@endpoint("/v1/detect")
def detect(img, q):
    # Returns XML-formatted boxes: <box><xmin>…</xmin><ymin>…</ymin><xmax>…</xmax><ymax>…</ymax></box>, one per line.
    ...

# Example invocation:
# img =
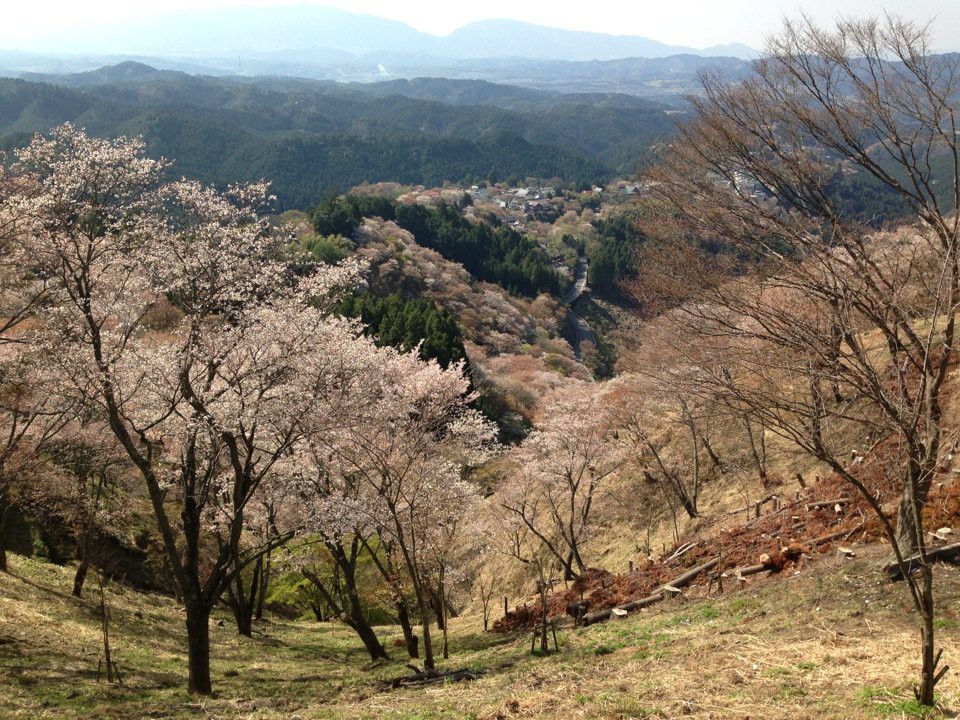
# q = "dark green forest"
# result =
<box><xmin>336</xmin><ymin>292</ymin><xmax>466</xmax><ymax>368</ymax></box>
<box><xmin>589</xmin><ymin>213</ymin><xmax>645</xmax><ymax>300</ymax></box>
<box><xmin>394</xmin><ymin>203</ymin><xmax>561</xmax><ymax>297</ymax></box>
<box><xmin>0</xmin><ymin>66</ymin><xmax>677</xmax><ymax>209</ymax></box>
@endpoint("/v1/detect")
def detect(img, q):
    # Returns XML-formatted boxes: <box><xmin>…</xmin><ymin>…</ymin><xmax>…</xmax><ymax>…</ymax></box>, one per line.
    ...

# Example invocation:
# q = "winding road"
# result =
<box><xmin>563</xmin><ymin>256</ymin><xmax>596</xmax><ymax>361</ymax></box>
<box><xmin>562</xmin><ymin>256</ymin><xmax>590</xmax><ymax>305</ymax></box>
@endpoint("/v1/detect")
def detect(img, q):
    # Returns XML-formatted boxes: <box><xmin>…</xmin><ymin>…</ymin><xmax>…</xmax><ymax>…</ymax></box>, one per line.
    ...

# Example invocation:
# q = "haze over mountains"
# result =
<box><xmin>0</xmin><ymin>4</ymin><xmax>761</xmax><ymax>207</ymax></box>
<box><xmin>0</xmin><ymin>4</ymin><xmax>756</xmax><ymax>81</ymax></box>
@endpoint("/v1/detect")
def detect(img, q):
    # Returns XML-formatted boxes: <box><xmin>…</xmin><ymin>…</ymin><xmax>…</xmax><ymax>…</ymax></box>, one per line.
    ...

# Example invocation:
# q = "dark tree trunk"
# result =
<box><xmin>73</xmin><ymin>559</ymin><xmax>89</xmax><ymax>598</ymax></box>
<box><xmin>418</xmin><ymin>600</ymin><xmax>435</xmax><ymax>670</ymax></box>
<box><xmin>439</xmin><ymin>573</ymin><xmax>449</xmax><ymax>660</ymax></box>
<box><xmin>310</xmin><ymin>604</ymin><xmax>325</xmax><ymax>622</ymax></box>
<box><xmin>303</xmin><ymin>541</ymin><xmax>388</xmax><ymax>661</ymax></box>
<box><xmin>348</xmin><ymin>614</ymin><xmax>389</xmax><ymax>661</ymax></box>
<box><xmin>894</xmin><ymin>467</ymin><xmax>933</xmax><ymax>557</ymax></box>
<box><xmin>396</xmin><ymin>600</ymin><xmax>419</xmax><ymax>659</ymax></box>
<box><xmin>681</xmin><ymin>496</ymin><xmax>699</xmax><ymax>519</ymax></box>
<box><xmin>254</xmin><ymin>550</ymin><xmax>271</xmax><ymax>621</ymax></box>
<box><xmin>343</xmin><ymin>568</ymin><xmax>387</xmax><ymax>660</ymax></box>
<box><xmin>234</xmin><ymin>604</ymin><xmax>253</xmax><ymax>638</ymax></box>
<box><xmin>185</xmin><ymin>600</ymin><xmax>212</xmax><ymax>696</ymax></box>
<box><xmin>919</xmin><ymin>577</ymin><xmax>937</xmax><ymax>705</ymax></box>
<box><xmin>74</xmin><ymin>475</ymin><xmax>104</xmax><ymax>598</ymax></box>
<box><xmin>226</xmin><ymin>558</ymin><xmax>261</xmax><ymax>638</ymax></box>
<box><xmin>0</xmin><ymin>496</ymin><xmax>9</xmax><ymax>573</ymax></box>
<box><xmin>431</xmin><ymin>587</ymin><xmax>445</xmax><ymax>631</ymax></box>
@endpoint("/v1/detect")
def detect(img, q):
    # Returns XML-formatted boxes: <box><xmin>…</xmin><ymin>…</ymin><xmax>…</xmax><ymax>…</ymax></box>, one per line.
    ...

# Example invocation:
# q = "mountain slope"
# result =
<box><xmin>1</xmin><ymin>70</ymin><xmax>660</xmax><ymax>207</ymax></box>
<box><xmin>441</xmin><ymin>19</ymin><xmax>698</xmax><ymax>60</ymax></box>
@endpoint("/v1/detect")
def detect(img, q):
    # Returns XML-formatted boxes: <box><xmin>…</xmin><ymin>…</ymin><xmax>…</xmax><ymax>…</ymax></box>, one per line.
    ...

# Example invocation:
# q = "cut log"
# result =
<box><xmin>885</xmin><ymin>542</ymin><xmax>960</xmax><ymax>581</ymax></box>
<box><xmin>581</xmin><ymin>558</ymin><xmax>719</xmax><ymax>626</ymax></box>
<box><xmin>724</xmin><ymin>563</ymin><xmax>768</xmax><ymax>579</ymax></box>
<box><xmin>669</xmin><ymin>557</ymin><xmax>720</xmax><ymax>587</ymax></box>
<box><xmin>805</xmin><ymin>499</ymin><xmax>848</xmax><ymax>511</ymax></box>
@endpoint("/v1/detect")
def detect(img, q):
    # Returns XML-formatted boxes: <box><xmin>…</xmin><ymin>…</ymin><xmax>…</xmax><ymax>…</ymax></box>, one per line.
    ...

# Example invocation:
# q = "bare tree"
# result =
<box><xmin>646</xmin><ymin>15</ymin><xmax>958</xmax><ymax>705</ymax></box>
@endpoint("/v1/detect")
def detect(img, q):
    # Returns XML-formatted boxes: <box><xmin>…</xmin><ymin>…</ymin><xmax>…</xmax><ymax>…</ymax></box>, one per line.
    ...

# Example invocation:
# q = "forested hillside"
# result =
<box><xmin>0</xmin><ymin>66</ymin><xmax>676</xmax><ymax>208</ymax></box>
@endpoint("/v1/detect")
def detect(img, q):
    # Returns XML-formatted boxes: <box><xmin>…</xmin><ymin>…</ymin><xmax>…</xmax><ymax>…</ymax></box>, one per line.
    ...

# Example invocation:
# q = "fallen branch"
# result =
<box><xmin>581</xmin><ymin>558</ymin><xmax>719</xmax><ymax>626</ymax></box>
<box><xmin>665</xmin><ymin>541</ymin><xmax>698</xmax><ymax>562</ymax></box>
<box><xmin>388</xmin><ymin>668</ymin><xmax>485</xmax><ymax>689</ymax></box>
<box><xmin>885</xmin><ymin>542</ymin><xmax>960</xmax><ymax>581</ymax></box>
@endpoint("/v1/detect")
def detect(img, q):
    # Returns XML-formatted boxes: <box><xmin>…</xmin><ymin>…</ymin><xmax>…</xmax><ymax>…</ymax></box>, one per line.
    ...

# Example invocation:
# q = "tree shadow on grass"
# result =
<box><xmin>7</xmin><ymin>569</ymin><xmax>81</xmax><ymax>604</ymax></box>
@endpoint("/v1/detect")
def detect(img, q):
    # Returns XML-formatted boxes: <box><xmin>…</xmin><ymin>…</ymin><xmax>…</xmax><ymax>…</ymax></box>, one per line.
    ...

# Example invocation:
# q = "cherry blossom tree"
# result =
<box><xmin>0</xmin><ymin>161</ymin><xmax>74</xmax><ymax>572</ymax></box>
<box><xmin>500</xmin><ymin>388</ymin><xmax>624</xmax><ymax>580</ymax></box>
<box><xmin>297</xmin><ymin>475</ymin><xmax>424</xmax><ymax>660</ymax></box>
<box><xmin>24</xmin><ymin>422</ymin><xmax>130</xmax><ymax>597</ymax></box>
<box><xmin>10</xmin><ymin>124</ymin><xmax>366</xmax><ymax>694</ymax></box>
<box><xmin>321</xmin><ymin>350</ymin><xmax>497</xmax><ymax>671</ymax></box>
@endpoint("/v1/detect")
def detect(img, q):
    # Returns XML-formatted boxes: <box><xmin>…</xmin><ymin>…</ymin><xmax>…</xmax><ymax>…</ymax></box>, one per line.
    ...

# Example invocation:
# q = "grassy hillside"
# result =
<box><xmin>1</xmin><ymin>548</ymin><xmax>957</xmax><ymax>719</ymax></box>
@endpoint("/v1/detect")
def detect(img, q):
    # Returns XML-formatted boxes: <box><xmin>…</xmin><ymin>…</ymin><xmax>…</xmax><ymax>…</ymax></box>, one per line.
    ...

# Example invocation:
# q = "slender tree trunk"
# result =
<box><xmin>185</xmin><ymin>599</ymin><xmax>213</xmax><ymax>696</ymax></box>
<box><xmin>917</xmin><ymin>564</ymin><xmax>939</xmax><ymax>706</ymax></box>
<box><xmin>894</xmin><ymin>467</ymin><xmax>933</xmax><ymax>557</ymax></box>
<box><xmin>228</xmin><ymin>557</ymin><xmax>261</xmax><ymax>638</ymax></box>
<box><xmin>359</xmin><ymin>535</ymin><xmax>417</xmax><ymax>659</ymax></box>
<box><xmin>303</xmin><ymin>561</ymin><xmax>387</xmax><ymax>661</ymax></box>
<box><xmin>562</xmin><ymin>549</ymin><xmax>576</xmax><ymax>581</ymax></box>
<box><xmin>73</xmin><ymin>559</ymin><xmax>90</xmax><ymax>598</ymax></box>
<box><xmin>0</xmin><ymin>493</ymin><xmax>9</xmax><ymax>573</ymax></box>
<box><xmin>418</xmin><ymin>598</ymin><xmax>435</xmax><ymax>670</ymax></box>
<box><xmin>347</xmin><ymin>613</ymin><xmax>388</xmax><ymax>661</ymax></box>
<box><xmin>537</xmin><ymin>566</ymin><xmax>549</xmax><ymax>655</ymax></box>
<box><xmin>703</xmin><ymin>438</ymin><xmax>723</xmax><ymax>471</ymax></box>
<box><xmin>234</xmin><ymin>607</ymin><xmax>253</xmax><ymax>638</ymax></box>
<box><xmin>439</xmin><ymin>571</ymin><xmax>449</xmax><ymax>660</ymax></box>
<box><xmin>255</xmin><ymin>549</ymin><xmax>271</xmax><ymax>621</ymax></box>
<box><xmin>571</xmin><ymin>544</ymin><xmax>586</xmax><ymax>577</ymax></box>
<box><xmin>396</xmin><ymin>599</ymin><xmax>419</xmax><ymax>659</ymax></box>
<box><xmin>480</xmin><ymin>583</ymin><xmax>491</xmax><ymax>633</ymax></box>
<box><xmin>74</xmin><ymin>475</ymin><xmax>104</xmax><ymax>598</ymax></box>
<box><xmin>680</xmin><ymin>495</ymin><xmax>699</xmax><ymax>519</ymax></box>
<box><xmin>99</xmin><ymin>575</ymin><xmax>117</xmax><ymax>683</ymax></box>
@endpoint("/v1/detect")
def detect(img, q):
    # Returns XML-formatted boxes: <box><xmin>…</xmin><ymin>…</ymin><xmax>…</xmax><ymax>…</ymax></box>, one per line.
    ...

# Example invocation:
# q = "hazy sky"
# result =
<box><xmin>2</xmin><ymin>0</ymin><xmax>958</xmax><ymax>52</ymax></box>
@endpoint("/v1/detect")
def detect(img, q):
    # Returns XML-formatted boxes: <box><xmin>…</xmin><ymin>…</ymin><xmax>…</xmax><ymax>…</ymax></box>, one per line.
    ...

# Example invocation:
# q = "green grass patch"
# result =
<box><xmin>859</xmin><ymin>686</ymin><xmax>939</xmax><ymax>718</ymax></box>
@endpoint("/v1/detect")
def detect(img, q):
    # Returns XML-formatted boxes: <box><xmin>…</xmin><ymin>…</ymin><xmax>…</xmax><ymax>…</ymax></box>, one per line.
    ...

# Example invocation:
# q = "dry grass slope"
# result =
<box><xmin>2</xmin><ymin>548</ymin><xmax>959</xmax><ymax>719</ymax></box>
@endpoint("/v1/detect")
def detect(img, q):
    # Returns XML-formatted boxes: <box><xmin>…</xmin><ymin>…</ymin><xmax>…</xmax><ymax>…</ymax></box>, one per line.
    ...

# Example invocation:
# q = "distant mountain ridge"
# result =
<box><xmin>4</xmin><ymin>5</ymin><xmax>757</xmax><ymax>61</ymax></box>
